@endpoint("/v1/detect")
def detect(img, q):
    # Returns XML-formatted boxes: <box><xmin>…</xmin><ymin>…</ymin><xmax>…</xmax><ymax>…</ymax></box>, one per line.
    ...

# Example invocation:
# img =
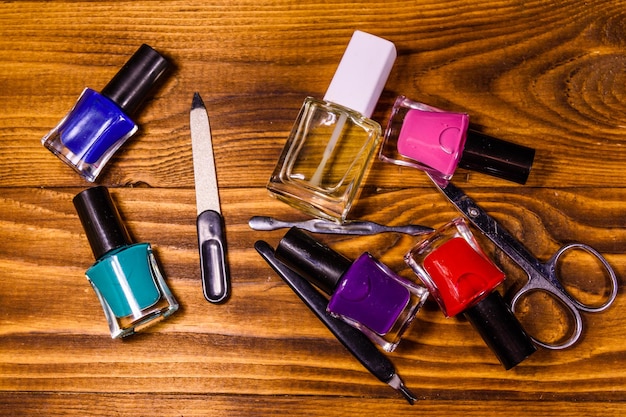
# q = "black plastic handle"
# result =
<box><xmin>197</xmin><ymin>209</ymin><xmax>230</xmax><ymax>303</ymax></box>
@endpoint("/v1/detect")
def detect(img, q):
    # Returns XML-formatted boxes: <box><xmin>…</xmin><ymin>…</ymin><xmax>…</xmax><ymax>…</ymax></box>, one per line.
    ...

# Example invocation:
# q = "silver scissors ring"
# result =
<box><xmin>432</xmin><ymin>176</ymin><xmax>619</xmax><ymax>349</ymax></box>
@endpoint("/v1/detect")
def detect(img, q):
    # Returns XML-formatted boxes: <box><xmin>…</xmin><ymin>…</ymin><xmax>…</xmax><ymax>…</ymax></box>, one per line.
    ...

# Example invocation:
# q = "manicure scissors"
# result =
<box><xmin>431</xmin><ymin>176</ymin><xmax>618</xmax><ymax>349</ymax></box>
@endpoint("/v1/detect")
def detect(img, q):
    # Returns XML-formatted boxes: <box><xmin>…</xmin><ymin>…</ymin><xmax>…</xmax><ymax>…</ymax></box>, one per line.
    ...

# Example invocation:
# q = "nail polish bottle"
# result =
<box><xmin>405</xmin><ymin>218</ymin><xmax>536</xmax><ymax>368</ymax></box>
<box><xmin>43</xmin><ymin>44</ymin><xmax>170</xmax><ymax>182</ymax></box>
<box><xmin>275</xmin><ymin>227</ymin><xmax>429</xmax><ymax>352</ymax></box>
<box><xmin>73</xmin><ymin>186</ymin><xmax>179</xmax><ymax>338</ymax></box>
<box><xmin>267</xmin><ymin>31</ymin><xmax>397</xmax><ymax>223</ymax></box>
<box><xmin>379</xmin><ymin>96</ymin><xmax>536</xmax><ymax>186</ymax></box>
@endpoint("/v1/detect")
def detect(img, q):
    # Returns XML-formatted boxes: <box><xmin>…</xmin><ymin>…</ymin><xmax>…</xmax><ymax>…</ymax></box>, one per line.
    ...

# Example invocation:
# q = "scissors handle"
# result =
<box><xmin>511</xmin><ymin>243</ymin><xmax>618</xmax><ymax>349</ymax></box>
<box><xmin>551</xmin><ymin>243</ymin><xmax>618</xmax><ymax>312</ymax></box>
<box><xmin>511</xmin><ymin>278</ymin><xmax>584</xmax><ymax>350</ymax></box>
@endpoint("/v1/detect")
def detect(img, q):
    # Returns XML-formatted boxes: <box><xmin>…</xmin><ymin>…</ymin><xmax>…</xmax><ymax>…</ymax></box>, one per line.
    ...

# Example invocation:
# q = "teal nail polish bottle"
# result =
<box><xmin>73</xmin><ymin>186</ymin><xmax>179</xmax><ymax>338</ymax></box>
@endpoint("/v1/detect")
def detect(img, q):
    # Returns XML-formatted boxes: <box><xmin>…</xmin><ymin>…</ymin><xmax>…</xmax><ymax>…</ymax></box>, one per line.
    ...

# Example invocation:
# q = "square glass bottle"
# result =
<box><xmin>267</xmin><ymin>31</ymin><xmax>397</xmax><ymax>223</ymax></box>
<box><xmin>379</xmin><ymin>96</ymin><xmax>535</xmax><ymax>186</ymax></box>
<box><xmin>275</xmin><ymin>227</ymin><xmax>429</xmax><ymax>352</ymax></box>
<box><xmin>73</xmin><ymin>186</ymin><xmax>179</xmax><ymax>338</ymax></box>
<box><xmin>405</xmin><ymin>218</ymin><xmax>536</xmax><ymax>369</ymax></box>
<box><xmin>42</xmin><ymin>44</ymin><xmax>170</xmax><ymax>182</ymax></box>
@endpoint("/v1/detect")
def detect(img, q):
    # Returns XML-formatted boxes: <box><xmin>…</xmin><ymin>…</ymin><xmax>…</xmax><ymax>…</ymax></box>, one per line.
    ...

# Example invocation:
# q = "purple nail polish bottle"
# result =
<box><xmin>275</xmin><ymin>227</ymin><xmax>429</xmax><ymax>352</ymax></box>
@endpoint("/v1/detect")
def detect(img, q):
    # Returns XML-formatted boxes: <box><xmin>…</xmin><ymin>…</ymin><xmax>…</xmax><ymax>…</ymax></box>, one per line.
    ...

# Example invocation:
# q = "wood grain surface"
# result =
<box><xmin>2</xmin><ymin>1</ymin><xmax>626</xmax><ymax>415</ymax></box>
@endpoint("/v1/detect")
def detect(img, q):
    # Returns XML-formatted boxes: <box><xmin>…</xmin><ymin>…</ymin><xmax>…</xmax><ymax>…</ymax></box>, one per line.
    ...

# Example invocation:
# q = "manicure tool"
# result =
<box><xmin>249</xmin><ymin>216</ymin><xmax>434</xmax><ymax>236</ymax></box>
<box><xmin>255</xmin><ymin>240</ymin><xmax>417</xmax><ymax>404</ymax></box>
<box><xmin>190</xmin><ymin>92</ymin><xmax>230</xmax><ymax>303</ymax></box>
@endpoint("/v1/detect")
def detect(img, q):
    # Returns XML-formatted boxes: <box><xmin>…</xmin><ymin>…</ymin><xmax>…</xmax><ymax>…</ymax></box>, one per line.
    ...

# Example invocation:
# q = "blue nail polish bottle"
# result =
<box><xmin>43</xmin><ymin>44</ymin><xmax>170</xmax><ymax>182</ymax></box>
<box><xmin>73</xmin><ymin>186</ymin><xmax>179</xmax><ymax>338</ymax></box>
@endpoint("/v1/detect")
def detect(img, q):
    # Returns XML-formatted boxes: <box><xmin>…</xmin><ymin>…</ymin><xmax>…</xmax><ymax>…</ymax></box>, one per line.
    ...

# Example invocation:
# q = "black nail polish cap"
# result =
<box><xmin>275</xmin><ymin>227</ymin><xmax>351</xmax><ymax>295</ymax></box>
<box><xmin>464</xmin><ymin>291</ymin><xmax>537</xmax><ymax>369</ymax></box>
<box><xmin>460</xmin><ymin>130</ymin><xmax>536</xmax><ymax>185</ymax></box>
<box><xmin>100</xmin><ymin>44</ymin><xmax>170</xmax><ymax>116</ymax></box>
<box><xmin>73</xmin><ymin>186</ymin><xmax>132</xmax><ymax>260</ymax></box>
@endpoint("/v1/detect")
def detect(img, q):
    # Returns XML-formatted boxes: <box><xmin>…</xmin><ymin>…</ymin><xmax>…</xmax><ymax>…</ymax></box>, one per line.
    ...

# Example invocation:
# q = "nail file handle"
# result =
<box><xmin>197</xmin><ymin>209</ymin><xmax>230</xmax><ymax>303</ymax></box>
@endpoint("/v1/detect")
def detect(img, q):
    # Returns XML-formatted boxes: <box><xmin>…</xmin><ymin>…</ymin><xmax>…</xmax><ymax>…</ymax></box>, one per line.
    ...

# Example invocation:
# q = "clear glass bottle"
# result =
<box><xmin>267</xmin><ymin>31</ymin><xmax>397</xmax><ymax>223</ymax></box>
<box><xmin>73</xmin><ymin>186</ymin><xmax>179</xmax><ymax>338</ymax></box>
<box><xmin>275</xmin><ymin>227</ymin><xmax>429</xmax><ymax>352</ymax></box>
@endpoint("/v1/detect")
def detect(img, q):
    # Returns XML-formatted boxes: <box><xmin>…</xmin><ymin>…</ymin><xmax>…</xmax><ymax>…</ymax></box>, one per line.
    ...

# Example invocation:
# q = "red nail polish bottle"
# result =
<box><xmin>405</xmin><ymin>217</ymin><xmax>536</xmax><ymax>369</ymax></box>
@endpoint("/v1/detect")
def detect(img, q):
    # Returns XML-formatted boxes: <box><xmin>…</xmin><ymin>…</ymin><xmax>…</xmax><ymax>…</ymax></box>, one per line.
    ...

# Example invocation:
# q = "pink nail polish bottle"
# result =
<box><xmin>379</xmin><ymin>96</ymin><xmax>535</xmax><ymax>186</ymax></box>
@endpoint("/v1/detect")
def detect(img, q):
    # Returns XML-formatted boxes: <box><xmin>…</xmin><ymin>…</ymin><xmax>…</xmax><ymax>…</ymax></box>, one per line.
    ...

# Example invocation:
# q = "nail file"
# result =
<box><xmin>190</xmin><ymin>92</ymin><xmax>230</xmax><ymax>304</ymax></box>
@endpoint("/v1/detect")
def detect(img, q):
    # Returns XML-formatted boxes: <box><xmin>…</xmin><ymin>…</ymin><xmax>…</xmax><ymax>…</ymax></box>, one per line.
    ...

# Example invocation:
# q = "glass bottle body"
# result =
<box><xmin>42</xmin><ymin>88</ymin><xmax>137</xmax><ymax>182</ymax></box>
<box><xmin>405</xmin><ymin>217</ymin><xmax>504</xmax><ymax>317</ymax></box>
<box><xmin>380</xmin><ymin>96</ymin><xmax>469</xmax><ymax>186</ymax></box>
<box><xmin>86</xmin><ymin>242</ymin><xmax>178</xmax><ymax>338</ymax></box>
<box><xmin>267</xmin><ymin>97</ymin><xmax>382</xmax><ymax>223</ymax></box>
<box><xmin>328</xmin><ymin>253</ymin><xmax>429</xmax><ymax>352</ymax></box>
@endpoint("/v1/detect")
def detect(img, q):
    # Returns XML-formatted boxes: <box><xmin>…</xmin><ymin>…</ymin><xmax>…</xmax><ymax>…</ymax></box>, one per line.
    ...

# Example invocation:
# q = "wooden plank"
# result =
<box><xmin>2</xmin><ymin>394</ymin><xmax>626</xmax><ymax>417</ymax></box>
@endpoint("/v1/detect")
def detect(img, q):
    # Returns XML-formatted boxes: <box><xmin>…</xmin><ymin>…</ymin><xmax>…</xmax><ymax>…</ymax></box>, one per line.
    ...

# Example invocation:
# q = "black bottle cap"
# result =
<box><xmin>100</xmin><ymin>44</ymin><xmax>170</xmax><ymax>116</ymax></box>
<box><xmin>459</xmin><ymin>130</ymin><xmax>536</xmax><ymax>185</ymax></box>
<box><xmin>464</xmin><ymin>291</ymin><xmax>537</xmax><ymax>370</ymax></box>
<box><xmin>275</xmin><ymin>227</ymin><xmax>352</xmax><ymax>295</ymax></box>
<box><xmin>73</xmin><ymin>186</ymin><xmax>132</xmax><ymax>260</ymax></box>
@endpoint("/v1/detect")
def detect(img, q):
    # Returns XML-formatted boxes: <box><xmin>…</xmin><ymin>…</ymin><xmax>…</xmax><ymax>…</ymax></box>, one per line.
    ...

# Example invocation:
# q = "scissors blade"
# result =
<box><xmin>431</xmin><ymin>176</ymin><xmax>543</xmax><ymax>273</ymax></box>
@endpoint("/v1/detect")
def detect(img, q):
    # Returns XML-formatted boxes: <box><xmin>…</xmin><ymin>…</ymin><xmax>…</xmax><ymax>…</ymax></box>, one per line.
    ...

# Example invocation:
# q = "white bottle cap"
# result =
<box><xmin>323</xmin><ymin>31</ymin><xmax>397</xmax><ymax>118</ymax></box>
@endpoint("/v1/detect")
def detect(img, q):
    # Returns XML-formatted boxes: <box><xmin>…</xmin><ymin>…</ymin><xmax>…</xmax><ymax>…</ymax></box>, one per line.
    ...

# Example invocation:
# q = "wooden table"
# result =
<box><xmin>2</xmin><ymin>1</ymin><xmax>625</xmax><ymax>415</ymax></box>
